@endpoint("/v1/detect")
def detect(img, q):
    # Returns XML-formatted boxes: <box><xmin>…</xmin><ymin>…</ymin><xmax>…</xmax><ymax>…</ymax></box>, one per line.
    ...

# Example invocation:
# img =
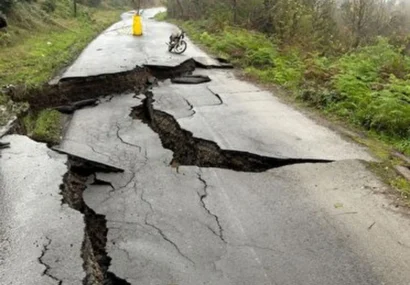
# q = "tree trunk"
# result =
<box><xmin>138</xmin><ymin>0</ymin><xmax>142</xmax><ymax>14</ymax></box>
<box><xmin>175</xmin><ymin>0</ymin><xmax>185</xmax><ymax>18</ymax></box>
<box><xmin>0</xmin><ymin>13</ymin><xmax>7</xmax><ymax>29</ymax></box>
<box><xmin>354</xmin><ymin>0</ymin><xmax>366</xmax><ymax>47</ymax></box>
<box><xmin>73</xmin><ymin>0</ymin><xmax>77</xmax><ymax>17</ymax></box>
<box><xmin>233</xmin><ymin>0</ymin><xmax>238</xmax><ymax>24</ymax></box>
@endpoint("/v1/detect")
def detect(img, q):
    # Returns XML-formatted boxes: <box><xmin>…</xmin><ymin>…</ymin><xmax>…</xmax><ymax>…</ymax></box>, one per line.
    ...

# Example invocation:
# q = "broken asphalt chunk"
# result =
<box><xmin>55</xmin><ymin>99</ymin><xmax>99</xmax><ymax>114</ymax></box>
<box><xmin>171</xmin><ymin>75</ymin><xmax>211</xmax><ymax>84</ymax></box>
<box><xmin>52</xmin><ymin>147</ymin><xmax>124</xmax><ymax>173</ymax></box>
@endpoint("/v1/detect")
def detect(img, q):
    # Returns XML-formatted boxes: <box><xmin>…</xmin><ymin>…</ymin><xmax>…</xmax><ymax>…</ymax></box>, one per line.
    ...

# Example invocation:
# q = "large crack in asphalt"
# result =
<box><xmin>197</xmin><ymin>171</ymin><xmax>226</xmax><ymax>243</ymax></box>
<box><xmin>60</xmin><ymin>156</ymin><xmax>130</xmax><ymax>285</ymax></box>
<box><xmin>6</xmin><ymin>59</ymin><xmax>196</xmax><ymax>111</ymax></box>
<box><xmin>38</xmin><ymin>237</ymin><xmax>63</xmax><ymax>285</ymax></box>
<box><xmin>4</xmin><ymin>56</ymin><xmax>333</xmax><ymax>284</ymax></box>
<box><xmin>128</xmin><ymin>90</ymin><xmax>333</xmax><ymax>252</ymax></box>
<box><xmin>5</xmin><ymin>59</ymin><xmax>196</xmax><ymax>145</ymax></box>
<box><xmin>131</xmin><ymin>91</ymin><xmax>333</xmax><ymax>173</ymax></box>
<box><xmin>17</xmin><ymin>62</ymin><xmax>201</xmax><ymax>283</ymax></box>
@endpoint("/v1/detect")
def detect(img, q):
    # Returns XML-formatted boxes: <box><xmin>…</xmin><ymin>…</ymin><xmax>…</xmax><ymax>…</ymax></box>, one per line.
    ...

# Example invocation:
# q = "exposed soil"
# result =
<box><xmin>131</xmin><ymin>91</ymin><xmax>332</xmax><ymax>172</ymax></box>
<box><xmin>5</xmin><ymin>59</ymin><xmax>196</xmax><ymax>111</ymax></box>
<box><xmin>60</xmin><ymin>156</ymin><xmax>130</xmax><ymax>285</ymax></box>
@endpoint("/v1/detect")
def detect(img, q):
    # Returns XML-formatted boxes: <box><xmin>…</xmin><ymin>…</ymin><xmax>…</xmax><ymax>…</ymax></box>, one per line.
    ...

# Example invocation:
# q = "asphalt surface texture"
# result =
<box><xmin>1</xmin><ymin>7</ymin><xmax>410</xmax><ymax>285</ymax></box>
<box><xmin>0</xmin><ymin>136</ymin><xmax>84</xmax><ymax>285</ymax></box>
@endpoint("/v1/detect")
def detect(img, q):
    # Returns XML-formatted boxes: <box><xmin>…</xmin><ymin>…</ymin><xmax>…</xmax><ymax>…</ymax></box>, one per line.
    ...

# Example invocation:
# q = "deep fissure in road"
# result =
<box><xmin>1</xmin><ymin>57</ymin><xmax>220</xmax><ymax>283</ymax></box>
<box><xmin>60</xmin><ymin>156</ymin><xmax>129</xmax><ymax>285</ymax></box>
<box><xmin>6</xmin><ymin>58</ymin><xmax>197</xmax><ymax>143</ymax></box>
<box><xmin>6</xmin><ymin>59</ymin><xmax>196</xmax><ymax>111</ymax></box>
<box><xmin>131</xmin><ymin>92</ymin><xmax>333</xmax><ymax>172</ymax></box>
<box><xmin>4</xmin><ymin>56</ymin><xmax>331</xmax><ymax>284</ymax></box>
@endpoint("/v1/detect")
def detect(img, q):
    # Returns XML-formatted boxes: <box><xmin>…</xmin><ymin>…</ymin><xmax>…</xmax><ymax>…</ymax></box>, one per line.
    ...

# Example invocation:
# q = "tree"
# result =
<box><xmin>73</xmin><ymin>0</ymin><xmax>77</xmax><ymax>17</ymax></box>
<box><xmin>0</xmin><ymin>13</ymin><xmax>7</xmax><ymax>29</ymax></box>
<box><xmin>232</xmin><ymin>0</ymin><xmax>237</xmax><ymax>23</ymax></box>
<box><xmin>165</xmin><ymin>0</ymin><xmax>410</xmax><ymax>52</ymax></box>
<box><xmin>0</xmin><ymin>0</ymin><xmax>14</xmax><ymax>14</ymax></box>
<box><xmin>341</xmin><ymin>0</ymin><xmax>392</xmax><ymax>47</ymax></box>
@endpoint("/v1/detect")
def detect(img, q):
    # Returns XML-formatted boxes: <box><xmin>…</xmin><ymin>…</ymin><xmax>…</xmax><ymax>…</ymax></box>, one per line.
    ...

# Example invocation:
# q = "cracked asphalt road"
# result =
<box><xmin>2</xmin><ymin>7</ymin><xmax>410</xmax><ymax>285</ymax></box>
<box><xmin>59</xmin><ymin>8</ymin><xmax>410</xmax><ymax>285</ymax></box>
<box><xmin>0</xmin><ymin>136</ymin><xmax>84</xmax><ymax>285</ymax></box>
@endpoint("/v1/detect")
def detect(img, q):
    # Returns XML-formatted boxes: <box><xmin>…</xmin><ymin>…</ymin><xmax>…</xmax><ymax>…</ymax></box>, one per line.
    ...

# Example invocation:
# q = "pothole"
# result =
<box><xmin>131</xmin><ymin>91</ymin><xmax>333</xmax><ymax>172</ymax></box>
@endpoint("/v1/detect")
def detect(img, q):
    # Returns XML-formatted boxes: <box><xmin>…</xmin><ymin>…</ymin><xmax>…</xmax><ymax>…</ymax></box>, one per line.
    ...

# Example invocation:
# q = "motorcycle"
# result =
<box><xmin>167</xmin><ymin>31</ymin><xmax>187</xmax><ymax>54</ymax></box>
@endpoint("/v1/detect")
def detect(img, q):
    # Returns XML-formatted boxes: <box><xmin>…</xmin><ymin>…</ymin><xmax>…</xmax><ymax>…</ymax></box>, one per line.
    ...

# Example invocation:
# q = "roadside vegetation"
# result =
<box><xmin>160</xmin><ymin>0</ymin><xmax>410</xmax><ymax>199</ymax></box>
<box><xmin>0</xmin><ymin>0</ymin><xmax>133</xmax><ymax>141</ymax></box>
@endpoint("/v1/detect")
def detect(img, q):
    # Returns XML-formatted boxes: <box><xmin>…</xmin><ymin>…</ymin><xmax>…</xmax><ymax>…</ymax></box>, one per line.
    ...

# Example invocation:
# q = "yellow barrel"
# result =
<box><xmin>132</xmin><ymin>15</ymin><xmax>143</xmax><ymax>36</ymax></box>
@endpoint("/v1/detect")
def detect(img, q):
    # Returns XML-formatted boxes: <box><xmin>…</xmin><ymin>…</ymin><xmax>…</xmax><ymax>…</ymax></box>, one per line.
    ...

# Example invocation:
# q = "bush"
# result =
<box><xmin>41</xmin><ymin>0</ymin><xmax>56</xmax><ymax>12</ymax></box>
<box><xmin>0</xmin><ymin>0</ymin><xmax>14</xmax><ymax>14</ymax></box>
<box><xmin>329</xmin><ymin>39</ymin><xmax>410</xmax><ymax>137</ymax></box>
<box><xmin>0</xmin><ymin>12</ymin><xmax>7</xmax><ymax>29</ymax></box>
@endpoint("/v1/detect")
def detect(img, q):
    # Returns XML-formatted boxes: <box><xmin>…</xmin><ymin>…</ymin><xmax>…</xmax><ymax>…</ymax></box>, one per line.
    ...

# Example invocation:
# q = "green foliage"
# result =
<box><xmin>0</xmin><ymin>0</ymin><xmax>122</xmax><ymax>135</ymax></box>
<box><xmin>245</xmin><ymin>52</ymin><xmax>304</xmax><ymax>89</ymax></box>
<box><xmin>85</xmin><ymin>0</ymin><xmax>102</xmax><ymax>7</ymax></box>
<box><xmin>0</xmin><ymin>3</ymin><xmax>121</xmax><ymax>86</ymax></box>
<box><xmin>299</xmin><ymin>39</ymin><xmax>410</xmax><ymax>153</ymax></box>
<box><xmin>331</xmin><ymin>39</ymin><xmax>410</xmax><ymax>139</ymax></box>
<box><xmin>270</xmin><ymin>49</ymin><xmax>305</xmax><ymax>88</ymax></box>
<box><xmin>154</xmin><ymin>11</ymin><xmax>167</xmax><ymax>21</ymax></box>
<box><xmin>23</xmin><ymin>109</ymin><xmax>62</xmax><ymax>144</ymax></box>
<box><xmin>184</xmin><ymin>22</ymin><xmax>304</xmax><ymax>89</ymax></box>
<box><xmin>0</xmin><ymin>0</ymin><xmax>14</xmax><ymax>14</ymax></box>
<box><xmin>41</xmin><ymin>0</ymin><xmax>57</xmax><ymax>13</ymax></box>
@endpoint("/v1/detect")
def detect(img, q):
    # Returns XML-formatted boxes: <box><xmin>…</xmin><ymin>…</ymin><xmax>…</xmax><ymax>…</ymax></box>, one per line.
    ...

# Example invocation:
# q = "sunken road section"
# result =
<box><xmin>5</xmin><ymin>59</ymin><xmax>197</xmax><ymax>110</ymax></box>
<box><xmin>131</xmin><ymin>91</ymin><xmax>333</xmax><ymax>172</ymax></box>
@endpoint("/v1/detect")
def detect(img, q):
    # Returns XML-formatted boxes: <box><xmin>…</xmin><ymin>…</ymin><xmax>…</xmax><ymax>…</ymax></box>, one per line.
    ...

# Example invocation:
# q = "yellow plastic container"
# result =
<box><xmin>132</xmin><ymin>15</ymin><xmax>143</xmax><ymax>36</ymax></box>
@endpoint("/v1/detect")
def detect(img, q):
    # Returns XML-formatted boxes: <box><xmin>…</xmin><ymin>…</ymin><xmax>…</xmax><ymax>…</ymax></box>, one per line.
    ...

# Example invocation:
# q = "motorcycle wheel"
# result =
<box><xmin>173</xmin><ymin>40</ymin><xmax>187</xmax><ymax>54</ymax></box>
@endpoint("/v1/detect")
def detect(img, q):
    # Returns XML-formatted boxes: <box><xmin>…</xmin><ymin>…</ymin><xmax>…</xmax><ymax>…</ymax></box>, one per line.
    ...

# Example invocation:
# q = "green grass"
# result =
<box><xmin>23</xmin><ymin>109</ymin><xmax>62</xmax><ymax>144</ymax></box>
<box><xmin>0</xmin><ymin>6</ymin><xmax>122</xmax><ymax>87</ymax></box>
<box><xmin>304</xmin><ymin>39</ymin><xmax>410</xmax><ymax>154</ymax></box>
<box><xmin>154</xmin><ymin>11</ymin><xmax>167</xmax><ymax>21</ymax></box>
<box><xmin>0</xmin><ymin>0</ymin><xmax>124</xmax><ymax>143</ymax></box>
